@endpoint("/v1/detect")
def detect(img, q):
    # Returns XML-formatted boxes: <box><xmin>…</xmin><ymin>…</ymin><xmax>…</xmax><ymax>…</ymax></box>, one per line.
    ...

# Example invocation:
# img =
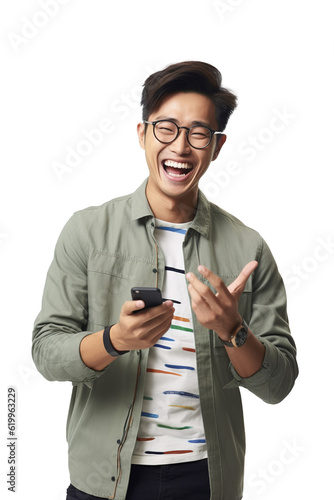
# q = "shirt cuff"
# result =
<box><xmin>223</xmin><ymin>339</ymin><xmax>279</xmax><ymax>389</ymax></box>
<box><xmin>61</xmin><ymin>331</ymin><xmax>110</xmax><ymax>384</ymax></box>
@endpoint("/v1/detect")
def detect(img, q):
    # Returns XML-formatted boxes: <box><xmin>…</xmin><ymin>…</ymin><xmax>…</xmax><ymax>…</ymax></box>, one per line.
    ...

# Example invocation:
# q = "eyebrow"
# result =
<box><xmin>153</xmin><ymin>116</ymin><xmax>214</xmax><ymax>129</ymax></box>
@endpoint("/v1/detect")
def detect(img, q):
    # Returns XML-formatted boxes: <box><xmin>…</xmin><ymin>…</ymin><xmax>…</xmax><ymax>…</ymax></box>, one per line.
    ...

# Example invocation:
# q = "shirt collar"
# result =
<box><xmin>131</xmin><ymin>178</ymin><xmax>211</xmax><ymax>239</ymax></box>
<box><xmin>131</xmin><ymin>178</ymin><xmax>154</xmax><ymax>221</ymax></box>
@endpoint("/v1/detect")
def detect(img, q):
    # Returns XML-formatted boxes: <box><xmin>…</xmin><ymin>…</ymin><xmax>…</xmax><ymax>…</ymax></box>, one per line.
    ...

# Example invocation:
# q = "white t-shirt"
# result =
<box><xmin>132</xmin><ymin>218</ymin><xmax>207</xmax><ymax>465</ymax></box>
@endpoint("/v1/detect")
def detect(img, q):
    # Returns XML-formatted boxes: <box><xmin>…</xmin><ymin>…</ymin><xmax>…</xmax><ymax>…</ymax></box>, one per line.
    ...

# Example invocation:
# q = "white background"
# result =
<box><xmin>1</xmin><ymin>1</ymin><xmax>333</xmax><ymax>499</ymax></box>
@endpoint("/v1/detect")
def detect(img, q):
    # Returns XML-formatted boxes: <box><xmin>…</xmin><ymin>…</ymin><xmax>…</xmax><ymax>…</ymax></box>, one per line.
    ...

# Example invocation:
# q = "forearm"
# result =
<box><xmin>225</xmin><ymin>329</ymin><xmax>265</xmax><ymax>378</ymax></box>
<box><xmin>80</xmin><ymin>301</ymin><xmax>175</xmax><ymax>371</ymax></box>
<box><xmin>80</xmin><ymin>328</ymin><xmax>118</xmax><ymax>371</ymax></box>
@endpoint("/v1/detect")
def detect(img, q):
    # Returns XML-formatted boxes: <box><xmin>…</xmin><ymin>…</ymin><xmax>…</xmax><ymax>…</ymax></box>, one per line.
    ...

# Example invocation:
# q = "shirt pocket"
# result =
<box><xmin>86</xmin><ymin>251</ymin><xmax>156</xmax><ymax>327</ymax></box>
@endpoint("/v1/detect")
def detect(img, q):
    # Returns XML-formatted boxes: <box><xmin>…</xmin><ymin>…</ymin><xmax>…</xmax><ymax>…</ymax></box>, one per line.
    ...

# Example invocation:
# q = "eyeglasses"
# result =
<box><xmin>143</xmin><ymin>120</ymin><xmax>224</xmax><ymax>149</ymax></box>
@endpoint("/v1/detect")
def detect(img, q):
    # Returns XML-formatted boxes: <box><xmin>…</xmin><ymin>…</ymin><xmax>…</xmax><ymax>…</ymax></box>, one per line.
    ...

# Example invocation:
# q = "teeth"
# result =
<box><xmin>168</xmin><ymin>171</ymin><xmax>187</xmax><ymax>177</ymax></box>
<box><xmin>164</xmin><ymin>160</ymin><xmax>192</xmax><ymax>169</ymax></box>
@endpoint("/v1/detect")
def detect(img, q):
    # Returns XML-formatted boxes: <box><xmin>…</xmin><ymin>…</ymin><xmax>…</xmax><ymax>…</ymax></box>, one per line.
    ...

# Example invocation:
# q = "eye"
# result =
<box><xmin>191</xmin><ymin>132</ymin><xmax>207</xmax><ymax>137</ymax></box>
<box><xmin>190</xmin><ymin>127</ymin><xmax>211</xmax><ymax>138</ymax></box>
<box><xmin>160</xmin><ymin>127</ymin><xmax>174</xmax><ymax>133</ymax></box>
<box><xmin>156</xmin><ymin>121</ymin><xmax>177</xmax><ymax>134</ymax></box>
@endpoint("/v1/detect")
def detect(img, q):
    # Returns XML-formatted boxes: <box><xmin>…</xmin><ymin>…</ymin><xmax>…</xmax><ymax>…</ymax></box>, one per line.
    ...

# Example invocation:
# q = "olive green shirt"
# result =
<box><xmin>32</xmin><ymin>179</ymin><xmax>298</xmax><ymax>500</ymax></box>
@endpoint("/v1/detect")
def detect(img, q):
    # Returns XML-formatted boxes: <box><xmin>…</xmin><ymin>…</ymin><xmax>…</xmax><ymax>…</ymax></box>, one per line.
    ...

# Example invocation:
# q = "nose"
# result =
<box><xmin>170</xmin><ymin>128</ymin><xmax>191</xmax><ymax>155</ymax></box>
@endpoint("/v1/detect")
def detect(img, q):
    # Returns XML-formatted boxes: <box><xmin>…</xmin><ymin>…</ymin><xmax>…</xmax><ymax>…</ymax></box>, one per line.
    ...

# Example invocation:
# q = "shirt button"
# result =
<box><xmin>117</xmin><ymin>439</ymin><xmax>121</xmax><ymax>444</ymax></box>
<box><xmin>152</xmin><ymin>268</ymin><xmax>157</xmax><ymax>273</ymax></box>
<box><xmin>111</xmin><ymin>476</ymin><xmax>116</xmax><ymax>482</ymax></box>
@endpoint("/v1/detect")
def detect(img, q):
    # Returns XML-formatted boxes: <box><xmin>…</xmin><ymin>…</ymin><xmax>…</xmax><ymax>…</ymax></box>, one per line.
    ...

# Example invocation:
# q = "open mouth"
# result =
<box><xmin>162</xmin><ymin>160</ymin><xmax>194</xmax><ymax>179</ymax></box>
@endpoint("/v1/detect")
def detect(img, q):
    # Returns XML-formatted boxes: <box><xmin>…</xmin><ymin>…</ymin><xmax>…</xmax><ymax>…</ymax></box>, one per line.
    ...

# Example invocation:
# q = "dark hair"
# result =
<box><xmin>141</xmin><ymin>61</ymin><xmax>237</xmax><ymax>131</ymax></box>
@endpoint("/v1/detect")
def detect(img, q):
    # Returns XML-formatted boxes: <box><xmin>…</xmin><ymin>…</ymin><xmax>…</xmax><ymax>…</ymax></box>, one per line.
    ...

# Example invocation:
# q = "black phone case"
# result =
<box><xmin>131</xmin><ymin>287</ymin><xmax>162</xmax><ymax>309</ymax></box>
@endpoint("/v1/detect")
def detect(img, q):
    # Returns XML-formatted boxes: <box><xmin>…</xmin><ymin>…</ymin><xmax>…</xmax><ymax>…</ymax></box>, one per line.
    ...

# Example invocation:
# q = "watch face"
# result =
<box><xmin>235</xmin><ymin>327</ymin><xmax>247</xmax><ymax>347</ymax></box>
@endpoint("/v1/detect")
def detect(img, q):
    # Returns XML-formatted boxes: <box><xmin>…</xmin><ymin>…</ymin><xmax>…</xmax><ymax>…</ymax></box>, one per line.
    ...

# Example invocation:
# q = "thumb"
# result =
<box><xmin>228</xmin><ymin>261</ymin><xmax>258</xmax><ymax>298</ymax></box>
<box><xmin>122</xmin><ymin>299</ymin><xmax>145</xmax><ymax>316</ymax></box>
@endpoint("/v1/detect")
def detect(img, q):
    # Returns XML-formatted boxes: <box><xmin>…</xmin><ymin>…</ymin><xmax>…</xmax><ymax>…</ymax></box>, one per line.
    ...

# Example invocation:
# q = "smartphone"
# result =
<box><xmin>131</xmin><ymin>287</ymin><xmax>163</xmax><ymax>310</ymax></box>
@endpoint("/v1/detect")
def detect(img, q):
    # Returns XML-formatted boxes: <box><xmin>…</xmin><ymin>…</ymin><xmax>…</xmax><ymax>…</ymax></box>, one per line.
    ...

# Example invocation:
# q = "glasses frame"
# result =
<box><xmin>143</xmin><ymin>120</ymin><xmax>224</xmax><ymax>150</ymax></box>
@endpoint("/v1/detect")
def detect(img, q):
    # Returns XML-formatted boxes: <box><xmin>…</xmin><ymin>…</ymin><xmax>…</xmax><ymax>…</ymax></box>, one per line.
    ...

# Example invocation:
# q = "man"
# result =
<box><xmin>32</xmin><ymin>61</ymin><xmax>298</xmax><ymax>500</ymax></box>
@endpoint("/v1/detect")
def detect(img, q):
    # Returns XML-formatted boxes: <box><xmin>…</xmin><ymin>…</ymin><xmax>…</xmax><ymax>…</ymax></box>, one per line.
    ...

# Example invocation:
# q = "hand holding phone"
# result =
<box><xmin>109</xmin><ymin>289</ymin><xmax>174</xmax><ymax>352</ymax></box>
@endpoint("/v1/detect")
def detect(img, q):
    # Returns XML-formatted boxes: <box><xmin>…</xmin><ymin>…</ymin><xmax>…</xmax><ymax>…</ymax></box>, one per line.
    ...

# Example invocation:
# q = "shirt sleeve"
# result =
<box><xmin>224</xmin><ymin>237</ymin><xmax>298</xmax><ymax>404</ymax></box>
<box><xmin>32</xmin><ymin>213</ymin><xmax>109</xmax><ymax>384</ymax></box>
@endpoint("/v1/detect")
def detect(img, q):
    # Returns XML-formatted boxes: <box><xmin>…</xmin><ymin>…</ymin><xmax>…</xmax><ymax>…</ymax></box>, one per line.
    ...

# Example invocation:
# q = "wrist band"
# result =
<box><xmin>103</xmin><ymin>325</ymin><xmax>129</xmax><ymax>357</ymax></box>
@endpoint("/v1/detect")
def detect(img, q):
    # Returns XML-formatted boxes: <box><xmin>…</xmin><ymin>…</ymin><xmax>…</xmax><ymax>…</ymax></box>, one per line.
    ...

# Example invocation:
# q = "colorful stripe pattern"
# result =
<box><xmin>132</xmin><ymin>221</ymin><xmax>207</xmax><ymax>465</ymax></box>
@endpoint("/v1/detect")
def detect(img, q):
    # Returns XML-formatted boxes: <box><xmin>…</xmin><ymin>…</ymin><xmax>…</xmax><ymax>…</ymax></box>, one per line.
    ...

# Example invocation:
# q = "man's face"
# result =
<box><xmin>137</xmin><ymin>92</ymin><xmax>226</xmax><ymax>202</ymax></box>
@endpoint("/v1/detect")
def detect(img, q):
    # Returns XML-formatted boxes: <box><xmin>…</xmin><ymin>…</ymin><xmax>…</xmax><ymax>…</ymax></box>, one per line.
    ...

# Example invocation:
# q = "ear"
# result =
<box><xmin>137</xmin><ymin>122</ymin><xmax>146</xmax><ymax>150</ymax></box>
<box><xmin>212</xmin><ymin>134</ymin><xmax>227</xmax><ymax>161</ymax></box>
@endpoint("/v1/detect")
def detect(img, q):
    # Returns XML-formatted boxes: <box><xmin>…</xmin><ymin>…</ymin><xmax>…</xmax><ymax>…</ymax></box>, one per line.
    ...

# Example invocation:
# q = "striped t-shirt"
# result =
<box><xmin>131</xmin><ymin>218</ymin><xmax>207</xmax><ymax>465</ymax></box>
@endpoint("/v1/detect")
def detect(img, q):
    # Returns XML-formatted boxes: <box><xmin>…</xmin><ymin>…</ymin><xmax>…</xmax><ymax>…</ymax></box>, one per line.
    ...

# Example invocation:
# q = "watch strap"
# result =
<box><xmin>221</xmin><ymin>338</ymin><xmax>234</xmax><ymax>347</ymax></box>
<box><xmin>103</xmin><ymin>325</ymin><xmax>129</xmax><ymax>356</ymax></box>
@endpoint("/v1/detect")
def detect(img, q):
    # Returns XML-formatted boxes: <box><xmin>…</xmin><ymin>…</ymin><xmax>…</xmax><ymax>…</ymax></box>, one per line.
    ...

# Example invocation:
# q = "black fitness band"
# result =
<box><xmin>103</xmin><ymin>325</ymin><xmax>129</xmax><ymax>357</ymax></box>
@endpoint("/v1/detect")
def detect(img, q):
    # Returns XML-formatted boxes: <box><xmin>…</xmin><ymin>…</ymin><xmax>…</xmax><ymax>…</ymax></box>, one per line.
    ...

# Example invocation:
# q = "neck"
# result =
<box><xmin>146</xmin><ymin>182</ymin><xmax>198</xmax><ymax>223</ymax></box>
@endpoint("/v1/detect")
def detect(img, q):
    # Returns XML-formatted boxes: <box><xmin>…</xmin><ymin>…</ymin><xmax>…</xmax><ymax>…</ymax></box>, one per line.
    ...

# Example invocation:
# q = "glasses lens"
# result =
<box><xmin>154</xmin><ymin>121</ymin><xmax>178</xmax><ymax>143</ymax></box>
<box><xmin>188</xmin><ymin>126</ymin><xmax>212</xmax><ymax>148</ymax></box>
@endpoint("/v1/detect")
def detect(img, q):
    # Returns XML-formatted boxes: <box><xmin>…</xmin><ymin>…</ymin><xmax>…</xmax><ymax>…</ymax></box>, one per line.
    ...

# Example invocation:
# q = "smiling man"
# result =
<box><xmin>140</xmin><ymin>91</ymin><xmax>224</xmax><ymax>221</ymax></box>
<box><xmin>32</xmin><ymin>61</ymin><xmax>298</xmax><ymax>500</ymax></box>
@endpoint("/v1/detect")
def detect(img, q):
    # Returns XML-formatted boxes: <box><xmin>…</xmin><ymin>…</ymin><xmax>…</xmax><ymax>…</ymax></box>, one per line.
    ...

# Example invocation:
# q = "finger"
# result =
<box><xmin>186</xmin><ymin>271</ymin><xmax>217</xmax><ymax>305</ymax></box>
<box><xmin>132</xmin><ymin>300</ymin><xmax>175</xmax><ymax>322</ymax></box>
<box><xmin>144</xmin><ymin>301</ymin><xmax>175</xmax><ymax>321</ymax></box>
<box><xmin>187</xmin><ymin>277</ymin><xmax>221</xmax><ymax>315</ymax></box>
<box><xmin>228</xmin><ymin>261</ymin><xmax>258</xmax><ymax>298</ymax></box>
<box><xmin>151</xmin><ymin>313</ymin><xmax>175</xmax><ymax>344</ymax></box>
<box><xmin>140</xmin><ymin>305</ymin><xmax>174</xmax><ymax>329</ymax></box>
<box><xmin>186</xmin><ymin>270</ymin><xmax>215</xmax><ymax>296</ymax></box>
<box><xmin>187</xmin><ymin>282</ymin><xmax>208</xmax><ymax>311</ymax></box>
<box><xmin>197</xmin><ymin>265</ymin><xmax>229</xmax><ymax>297</ymax></box>
<box><xmin>134</xmin><ymin>304</ymin><xmax>175</xmax><ymax>345</ymax></box>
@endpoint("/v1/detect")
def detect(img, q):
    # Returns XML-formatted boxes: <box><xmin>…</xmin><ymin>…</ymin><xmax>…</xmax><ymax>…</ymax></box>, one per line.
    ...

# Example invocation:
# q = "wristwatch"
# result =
<box><xmin>221</xmin><ymin>319</ymin><xmax>248</xmax><ymax>348</ymax></box>
<box><xmin>103</xmin><ymin>325</ymin><xmax>129</xmax><ymax>356</ymax></box>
